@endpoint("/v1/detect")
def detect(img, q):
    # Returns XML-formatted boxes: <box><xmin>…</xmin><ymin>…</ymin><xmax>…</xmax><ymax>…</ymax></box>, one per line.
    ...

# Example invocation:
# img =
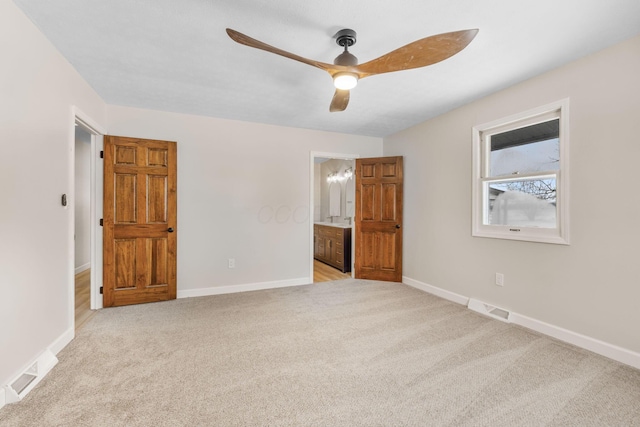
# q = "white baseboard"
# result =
<box><xmin>177</xmin><ymin>277</ymin><xmax>311</xmax><ymax>299</ymax></box>
<box><xmin>403</xmin><ymin>276</ymin><xmax>640</xmax><ymax>370</ymax></box>
<box><xmin>510</xmin><ymin>312</ymin><xmax>640</xmax><ymax>370</ymax></box>
<box><xmin>403</xmin><ymin>276</ymin><xmax>469</xmax><ymax>306</ymax></box>
<box><xmin>49</xmin><ymin>327</ymin><xmax>75</xmax><ymax>356</ymax></box>
<box><xmin>74</xmin><ymin>263</ymin><xmax>90</xmax><ymax>275</ymax></box>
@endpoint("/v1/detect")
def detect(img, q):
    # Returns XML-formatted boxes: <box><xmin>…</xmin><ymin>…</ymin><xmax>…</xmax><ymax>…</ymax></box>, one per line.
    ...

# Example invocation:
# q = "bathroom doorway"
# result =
<box><xmin>310</xmin><ymin>153</ymin><xmax>357</xmax><ymax>283</ymax></box>
<box><xmin>74</xmin><ymin>124</ymin><xmax>92</xmax><ymax>328</ymax></box>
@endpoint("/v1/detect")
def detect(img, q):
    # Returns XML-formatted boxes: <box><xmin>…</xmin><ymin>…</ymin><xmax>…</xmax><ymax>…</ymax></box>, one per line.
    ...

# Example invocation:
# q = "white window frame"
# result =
<box><xmin>472</xmin><ymin>99</ymin><xmax>570</xmax><ymax>245</ymax></box>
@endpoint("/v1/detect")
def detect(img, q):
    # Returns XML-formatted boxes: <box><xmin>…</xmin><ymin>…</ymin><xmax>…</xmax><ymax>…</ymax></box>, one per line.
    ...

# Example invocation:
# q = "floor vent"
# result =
<box><xmin>3</xmin><ymin>350</ymin><xmax>57</xmax><ymax>405</ymax></box>
<box><xmin>468</xmin><ymin>298</ymin><xmax>511</xmax><ymax>322</ymax></box>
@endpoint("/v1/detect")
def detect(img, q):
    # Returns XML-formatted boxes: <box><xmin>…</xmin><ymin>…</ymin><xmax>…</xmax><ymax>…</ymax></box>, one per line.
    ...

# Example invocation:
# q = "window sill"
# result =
<box><xmin>472</xmin><ymin>228</ymin><xmax>569</xmax><ymax>245</ymax></box>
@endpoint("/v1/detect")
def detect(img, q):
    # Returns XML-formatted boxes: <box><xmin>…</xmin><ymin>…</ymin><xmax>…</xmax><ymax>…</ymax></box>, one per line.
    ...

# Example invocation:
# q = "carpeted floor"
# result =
<box><xmin>1</xmin><ymin>279</ymin><xmax>639</xmax><ymax>426</ymax></box>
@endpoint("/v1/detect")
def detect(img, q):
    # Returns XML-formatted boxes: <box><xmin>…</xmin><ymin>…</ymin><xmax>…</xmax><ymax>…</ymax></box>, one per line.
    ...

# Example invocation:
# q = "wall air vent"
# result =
<box><xmin>3</xmin><ymin>349</ymin><xmax>58</xmax><ymax>405</ymax></box>
<box><xmin>468</xmin><ymin>298</ymin><xmax>511</xmax><ymax>322</ymax></box>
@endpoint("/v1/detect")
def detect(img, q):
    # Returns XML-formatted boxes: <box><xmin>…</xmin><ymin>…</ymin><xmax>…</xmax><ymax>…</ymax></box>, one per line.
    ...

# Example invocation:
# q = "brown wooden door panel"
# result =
<box><xmin>114</xmin><ymin>174</ymin><xmax>137</xmax><ymax>223</ymax></box>
<box><xmin>114</xmin><ymin>239</ymin><xmax>136</xmax><ymax>289</ymax></box>
<box><xmin>361</xmin><ymin>162</ymin><xmax>376</xmax><ymax>178</ymax></box>
<box><xmin>360</xmin><ymin>184</ymin><xmax>377</xmax><ymax>221</ymax></box>
<box><xmin>354</xmin><ymin>156</ymin><xmax>403</xmax><ymax>282</ymax></box>
<box><xmin>148</xmin><ymin>147</ymin><xmax>168</xmax><ymax>166</ymax></box>
<box><xmin>381</xmin><ymin>183</ymin><xmax>399</xmax><ymax>220</ymax></box>
<box><xmin>148</xmin><ymin>238</ymin><xmax>169</xmax><ymax>285</ymax></box>
<box><xmin>115</xmin><ymin>145</ymin><xmax>136</xmax><ymax>164</ymax></box>
<box><xmin>148</xmin><ymin>175</ymin><xmax>168</xmax><ymax>223</ymax></box>
<box><xmin>380</xmin><ymin>232</ymin><xmax>397</xmax><ymax>270</ymax></box>
<box><xmin>359</xmin><ymin>231</ymin><xmax>377</xmax><ymax>270</ymax></box>
<box><xmin>104</xmin><ymin>136</ymin><xmax>177</xmax><ymax>307</ymax></box>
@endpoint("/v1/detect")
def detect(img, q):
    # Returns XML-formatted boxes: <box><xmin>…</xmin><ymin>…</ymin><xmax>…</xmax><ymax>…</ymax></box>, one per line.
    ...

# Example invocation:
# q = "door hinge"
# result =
<box><xmin>100</xmin><ymin>150</ymin><xmax>104</xmax><ymax>158</ymax></box>
<box><xmin>99</xmin><ymin>218</ymin><xmax>103</xmax><ymax>226</ymax></box>
<box><xmin>99</xmin><ymin>286</ymin><xmax>103</xmax><ymax>294</ymax></box>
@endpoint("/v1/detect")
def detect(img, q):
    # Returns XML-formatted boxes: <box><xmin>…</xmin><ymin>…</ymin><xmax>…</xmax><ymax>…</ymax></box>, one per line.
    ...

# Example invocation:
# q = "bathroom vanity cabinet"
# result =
<box><xmin>314</xmin><ymin>224</ymin><xmax>352</xmax><ymax>273</ymax></box>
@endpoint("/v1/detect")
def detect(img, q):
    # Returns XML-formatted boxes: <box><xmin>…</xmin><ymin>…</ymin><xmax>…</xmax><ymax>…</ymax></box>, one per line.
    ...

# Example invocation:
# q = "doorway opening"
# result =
<box><xmin>74</xmin><ymin>123</ymin><xmax>94</xmax><ymax>329</ymax></box>
<box><xmin>70</xmin><ymin>108</ymin><xmax>106</xmax><ymax>336</ymax></box>
<box><xmin>310</xmin><ymin>152</ymin><xmax>358</xmax><ymax>283</ymax></box>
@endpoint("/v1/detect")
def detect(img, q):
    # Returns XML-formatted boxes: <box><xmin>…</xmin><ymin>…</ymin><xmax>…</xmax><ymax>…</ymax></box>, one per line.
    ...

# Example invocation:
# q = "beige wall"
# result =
<box><xmin>0</xmin><ymin>0</ymin><xmax>107</xmax><ymax>386</ymax></box>
<box><xmin>107</xmin><ymin>106</ymin><xmax>382</xmax><ymax>291</ymax></box>
<box><xmin>384</xmin><ymin>34</ymin><xmax>640</xmax><ymax>353</ymax></box>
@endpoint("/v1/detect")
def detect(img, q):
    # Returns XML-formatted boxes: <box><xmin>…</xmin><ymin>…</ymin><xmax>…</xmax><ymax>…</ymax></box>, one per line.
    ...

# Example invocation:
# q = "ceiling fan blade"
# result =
<box><xmin>226</xmin><ymin>28</ymin><xmax>340</xmax><ymax>74</ymax></box>
<box><xmin>330</xmin><ymin>89</ymin><xmax>350</xmax><ymax>112</ymax></box>
<box><xmin>355</xmin><ymin>29</ymin><xmax>479</xmax><ymax>77</ymax></box>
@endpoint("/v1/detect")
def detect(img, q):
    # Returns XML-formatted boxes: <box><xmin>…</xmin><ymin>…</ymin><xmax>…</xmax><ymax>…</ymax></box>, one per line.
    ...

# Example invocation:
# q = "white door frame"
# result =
<box><xmin>70</xmin><ymin>106</ymin><xmax>106</xmax><ymax>326</ymax></box>
<box><xmin>309</xmin><ymin>151</ymin><xmax>359</xmax><ymax>283</ymax></box>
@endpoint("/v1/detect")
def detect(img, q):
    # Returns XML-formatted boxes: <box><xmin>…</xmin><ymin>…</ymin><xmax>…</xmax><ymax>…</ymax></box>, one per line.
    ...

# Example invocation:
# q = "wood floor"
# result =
<box><xmin>313</xmin><ymin>259</ymin><xmax>351</xmax><ymax>283</ymax></box>
<box><xmin>75</xmin><ymin>269</ymin><xmax>96</xmax><ymax>331</ymax></box>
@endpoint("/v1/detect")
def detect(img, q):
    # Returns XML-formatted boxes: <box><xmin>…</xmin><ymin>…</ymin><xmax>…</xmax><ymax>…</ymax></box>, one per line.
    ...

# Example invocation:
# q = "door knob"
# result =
<box><xmin>167</xmin><ymin>227</ymin><xmax>174</xmax><ymax>233</ymax></box>
<box><xmin>395</xmin><ymin>224</ymin><xmax>401</xmax><ymax>229</ymax></box>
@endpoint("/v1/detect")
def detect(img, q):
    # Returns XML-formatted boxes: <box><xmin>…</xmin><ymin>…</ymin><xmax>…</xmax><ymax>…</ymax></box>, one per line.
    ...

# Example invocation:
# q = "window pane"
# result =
<box><xmin>487</xmin><ymin>178</ymin><xmax>556</xmax><ymax>228</ymax></box>
<box><xmin>489</xmin><ymin>119</ymin><xmax>559</xmax><ymax>177</ymax></box>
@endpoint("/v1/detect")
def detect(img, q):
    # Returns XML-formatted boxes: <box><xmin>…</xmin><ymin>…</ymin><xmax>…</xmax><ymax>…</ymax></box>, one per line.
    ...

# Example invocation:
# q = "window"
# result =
<box><xmin>472</xmin><ymin>99</ymin><xmax>569</xmax><ymax>244</ymax></box>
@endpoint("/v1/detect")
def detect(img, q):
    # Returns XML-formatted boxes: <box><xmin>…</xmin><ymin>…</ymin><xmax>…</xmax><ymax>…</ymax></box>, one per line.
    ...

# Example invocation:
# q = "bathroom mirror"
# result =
<box><xmin>345</xmin><ymin>178</ymin><xmax>355</xmax><ymax>218</ymax></box>
<box><xmin>329</xmin><ymin>181</ymin><xmax>341</xmax><ymax>218</ymax></box>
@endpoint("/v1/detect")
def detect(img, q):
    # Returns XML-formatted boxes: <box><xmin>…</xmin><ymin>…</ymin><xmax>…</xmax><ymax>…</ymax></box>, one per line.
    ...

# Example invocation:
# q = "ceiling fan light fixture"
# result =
<box><xmin>333</xmin><ymin>72</ymin><xmax>358</xmax><ymax>90</ymax></box>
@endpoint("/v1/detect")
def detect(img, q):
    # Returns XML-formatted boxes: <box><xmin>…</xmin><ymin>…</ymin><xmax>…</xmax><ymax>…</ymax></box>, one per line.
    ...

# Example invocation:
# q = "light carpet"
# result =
<box><xmin>2</xmin><ymin>279</ymin><xmax>639</xmax><ymax>426</ymax></box>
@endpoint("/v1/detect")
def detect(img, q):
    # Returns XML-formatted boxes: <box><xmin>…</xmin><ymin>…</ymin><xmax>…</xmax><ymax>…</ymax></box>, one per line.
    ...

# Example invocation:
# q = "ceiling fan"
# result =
<box><xmin>226</xmin><ymin>27</ymin><xmax>478</xmax><ymax>112</ymax></box>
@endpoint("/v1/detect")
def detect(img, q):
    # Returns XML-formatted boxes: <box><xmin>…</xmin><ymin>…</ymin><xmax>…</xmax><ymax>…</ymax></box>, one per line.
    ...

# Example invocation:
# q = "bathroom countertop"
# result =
<box><xmin>314</xmin><ymin>222</ymin><xmax>352</xmax><ymax>229</ymax></box>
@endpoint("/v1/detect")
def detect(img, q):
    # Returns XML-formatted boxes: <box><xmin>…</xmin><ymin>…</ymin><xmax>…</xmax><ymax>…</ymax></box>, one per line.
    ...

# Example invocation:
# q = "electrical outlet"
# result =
<box><xmin>495</xmin><ymin>273</ymin><xmax>504</xmax><ymax>286</ymax></box>
<box><xmin>228</xmin><ymin>258</ymin><xmax>235</xmax><ymax>269</ymax></box>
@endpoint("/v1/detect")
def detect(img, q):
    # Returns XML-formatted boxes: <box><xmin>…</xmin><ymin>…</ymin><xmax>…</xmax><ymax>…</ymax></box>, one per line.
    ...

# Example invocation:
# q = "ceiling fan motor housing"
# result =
<box><xmin>334</xmin><ymin>28</ymin><xmax>358</xmax><ymax>66</ymax></box>
<box><xmin>335</xmin><ymin>29</ymin><xmax>357</xmax><ymax>47</ymax></box>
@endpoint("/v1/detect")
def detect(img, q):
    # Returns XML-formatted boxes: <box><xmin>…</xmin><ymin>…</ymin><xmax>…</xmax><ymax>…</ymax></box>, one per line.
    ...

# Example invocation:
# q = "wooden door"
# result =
<box><xmin>103</xmin><ymin>136</ymin><xmax>177</xmax><ymax>307</ymax></box>
<box><xmin>354</xmin><ymin>156</ymin><xmax>403</xmax><ymax>282</ymax></box>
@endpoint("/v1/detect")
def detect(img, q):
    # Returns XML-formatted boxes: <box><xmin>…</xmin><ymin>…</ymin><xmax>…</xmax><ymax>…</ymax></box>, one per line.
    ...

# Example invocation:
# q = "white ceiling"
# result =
<box><xmin>13</xmin><ymin>0</ymin><xmax>640</xmax><ymax>137</ymax></box>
